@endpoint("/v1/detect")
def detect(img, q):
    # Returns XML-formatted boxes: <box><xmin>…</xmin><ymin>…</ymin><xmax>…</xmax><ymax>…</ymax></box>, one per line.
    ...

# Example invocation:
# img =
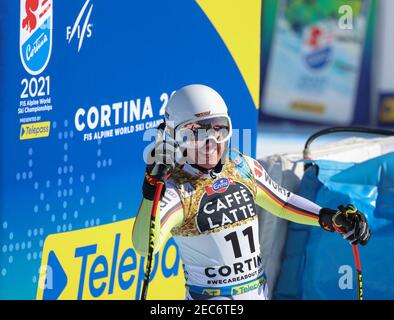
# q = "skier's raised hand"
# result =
<box><xmin>319</xmin><ymin>205</ymin><xmax>371</xmax><ymax>246</ymax></box>
<box><xmin>142</xmin><ymin>122</ymin><xmax>176</xmax><ymax>200</ymax></box>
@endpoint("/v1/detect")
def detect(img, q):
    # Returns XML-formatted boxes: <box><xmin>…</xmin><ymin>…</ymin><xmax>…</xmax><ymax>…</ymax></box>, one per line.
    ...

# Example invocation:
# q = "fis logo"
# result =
<box><xmin>66</xmin><ymin>0</ymin><xmax>94</xmax><ymax>52</ymax></box>
<box><xmin>20</xmin><ymin>0</ymin><xmax>53</xmax><ymax>75</ymax></box>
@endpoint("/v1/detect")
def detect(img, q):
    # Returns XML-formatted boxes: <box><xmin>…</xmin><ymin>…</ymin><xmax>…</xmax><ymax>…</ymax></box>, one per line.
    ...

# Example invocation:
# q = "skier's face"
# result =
<box><xmin>186</xmin><ymin>139</ymin><xmax>226</xmax><ymax>169</ymax></box>
<box><xmin>176</xmin><ymin>117</ymin><xmax>231</xmax><ymax>169</ymax></box>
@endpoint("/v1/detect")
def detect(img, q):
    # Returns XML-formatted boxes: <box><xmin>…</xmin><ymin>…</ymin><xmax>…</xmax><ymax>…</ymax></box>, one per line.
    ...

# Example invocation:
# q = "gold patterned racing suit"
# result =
<box><xmin>132</xmin><ymin>150</ymin><xmax>323</xmax><ymax>300</ymax></box>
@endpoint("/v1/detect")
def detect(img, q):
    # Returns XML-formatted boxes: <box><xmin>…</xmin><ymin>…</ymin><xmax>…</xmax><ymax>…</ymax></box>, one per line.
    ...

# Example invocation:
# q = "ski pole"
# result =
<box><xmin>140</xmin><ymin>179</ymin><xmax>164</xmax><ymax>300</ymax></box>
<box><xmin>352</xmin><ymin>244</ymin><xmax>363</xmax><ymax>300</ymax></box>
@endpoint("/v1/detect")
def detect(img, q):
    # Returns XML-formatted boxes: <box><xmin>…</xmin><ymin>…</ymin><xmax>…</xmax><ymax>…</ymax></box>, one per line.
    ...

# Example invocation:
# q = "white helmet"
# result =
<box><xmin>164</xmin><ymin>84</ymin><xmax>232</xmax><ymax>147</ymax></box>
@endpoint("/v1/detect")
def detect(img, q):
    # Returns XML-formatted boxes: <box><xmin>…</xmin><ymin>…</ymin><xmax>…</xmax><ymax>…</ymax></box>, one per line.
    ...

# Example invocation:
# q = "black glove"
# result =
<box><xmin>142</xmin><ymin>122</ymin><xmax>176</xmax><ymax>201</ymax></box>
<box><xmin>319</xmin><ymin>205</ymin><xmax>371</xmax><ymax>246</ymax></box>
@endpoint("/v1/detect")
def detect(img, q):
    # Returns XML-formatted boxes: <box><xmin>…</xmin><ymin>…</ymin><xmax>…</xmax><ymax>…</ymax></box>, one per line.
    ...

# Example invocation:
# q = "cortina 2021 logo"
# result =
<box><xmin>303</xmin><ymin>25</ymin><xmax>333</xmax><ymax>70</ymax></box>
<box><xmin>20</xmin><ymin>0</ymin><xmax>53</xmax><ymax>75</ymax></box>
<box><xmin>66</xmin><ymin>0</ymin><xmax>94</xmax><ymax>52</ymax></box>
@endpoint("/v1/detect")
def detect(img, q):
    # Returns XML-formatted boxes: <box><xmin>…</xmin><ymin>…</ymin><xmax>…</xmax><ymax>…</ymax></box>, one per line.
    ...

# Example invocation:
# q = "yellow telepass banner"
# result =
<box><xmin>20</xmin><ymin>121</ymin><xmax>51</xmax><ymax>140</ymax></box>
<box><xmin>36</xmin><ymin>218</ymin><xmax>185</xmax><ymax>300</ymax></box>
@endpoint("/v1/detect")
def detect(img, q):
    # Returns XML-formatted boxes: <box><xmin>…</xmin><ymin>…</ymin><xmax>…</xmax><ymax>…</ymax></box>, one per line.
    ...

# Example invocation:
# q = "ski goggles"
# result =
<box><xmin>173</xmin><ymin>115</ymin><xmax>232</xmax><ymax>148</ymax></box>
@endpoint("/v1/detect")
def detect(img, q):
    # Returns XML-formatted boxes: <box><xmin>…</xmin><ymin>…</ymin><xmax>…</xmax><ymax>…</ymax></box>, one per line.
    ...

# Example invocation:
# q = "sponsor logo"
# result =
<box><xmin>205</xmin><ymin>178</ymin><xmax>235</xmax><ymax>196</ymax></box>
<box><xmin>20</xmin><ymin>121</ymin><xmax>50</xmax><ymax>140</ymax></box>
<box><xmin>379</xmin><ymin>95</ymin><xmax>394</xmax><ymax>123</ymax></box>
<box><xmin>233</xmin><ymin>157</ymin><xmax>241</xmax><ymax>165</ymax></box>
<box><xmin>179</xmin><ymin>182</ymin><xmax>196</xmax><ymax>198</ymax></box>
<box><xmin>198</xmin><ymin>181</ymin><xmax>256</xmax><ymax>232</ymax></box>
<box><xmin>194</xmin><ymin>111</ymin><xmax>211</xmax><ymax>117</ymax></box>
<box><xmin>190</xmin><ymin>267</ymin><xmax>266</xmax><ymax>296</ymax></box>
<box><xmin>230</xmin><ymin>153</ymin><xmax>251</xmax><ymax>179</ymax></box>
<box><xmin>254</xmin><ymin>160</ymin><xmax>290</xmax><ymax>198</ymax></box>
<box><xmin>37</xmin><ymin>218</ymin><xmax>185</xmax><ymax>300</ymax></box>
<box><xmin>253</xmin><ymin>160</ymin><xmax>264</xmax><ymax>178</ymax></box>
<box><xmin>201</xmin><ymin>288</ymin><xmax>221</xmax><ymax>296</ymax></box>
<box><xmin>20</xmin><ymin>0</ymin><xmax>53</xmax><ymax>75</ymax></box>
<box><xmin>230</xmin><ymin>275</ymin><xmax>266</xmax><ymax>295</ymax></box>
<box><xmin>66</xmin><ymin>0</ymin><xmax>94</xmax><ymax>52</ymax></box>
<box><xmin>303</xmin><ymin>25</ymin><xmax>333</xmax><ymax>70</ymax></box>
<box><xmin>160</xmin><ymin>187</ymin><xmax>180</xmax><ymax>208</ymax></box>
<box><xmin>291</xmin><ymin>101</ymin><xmax>326</xmax><ymax>114</ymax></box>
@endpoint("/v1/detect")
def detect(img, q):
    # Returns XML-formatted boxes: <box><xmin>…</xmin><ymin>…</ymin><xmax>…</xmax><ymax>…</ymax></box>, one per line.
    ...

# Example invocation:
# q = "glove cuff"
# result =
<box><xmin>318</xmin><ymin>208</ymin><xmax>337</xmax><ymax>232</ymax></box>
<box><xmin>142</xmin><ymin>171</ymin><xmax>166</xmax><ymax>201</ymax></box>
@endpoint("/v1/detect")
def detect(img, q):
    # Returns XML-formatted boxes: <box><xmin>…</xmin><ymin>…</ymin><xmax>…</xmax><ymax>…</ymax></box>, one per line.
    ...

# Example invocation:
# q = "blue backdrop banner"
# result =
<box><xmin>0</xmin><ymin>0</ymin><xmax>261</xmax><ymax>299</ymax></box>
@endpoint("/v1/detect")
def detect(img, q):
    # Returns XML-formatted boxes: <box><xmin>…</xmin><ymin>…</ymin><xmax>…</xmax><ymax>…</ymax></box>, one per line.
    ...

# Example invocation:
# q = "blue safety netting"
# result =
<box><xmin>274</xmin><ymin>152</ymin><xmax>394</xmax><ymax>300</ymax></box>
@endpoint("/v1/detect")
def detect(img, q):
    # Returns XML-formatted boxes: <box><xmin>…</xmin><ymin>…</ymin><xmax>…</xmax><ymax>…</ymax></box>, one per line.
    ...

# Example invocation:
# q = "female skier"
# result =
<box><xmin>132</xmin><ymin>84</ymin><xmax>371</xmax><ymax>300</ymax></box>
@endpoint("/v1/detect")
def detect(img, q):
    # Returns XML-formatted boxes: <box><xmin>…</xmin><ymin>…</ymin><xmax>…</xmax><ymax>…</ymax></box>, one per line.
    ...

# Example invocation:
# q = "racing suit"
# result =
<box><xmin>132</xmin><ymin>149</ymin><xmax>322</xmax><ymax>300</ymax></box>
